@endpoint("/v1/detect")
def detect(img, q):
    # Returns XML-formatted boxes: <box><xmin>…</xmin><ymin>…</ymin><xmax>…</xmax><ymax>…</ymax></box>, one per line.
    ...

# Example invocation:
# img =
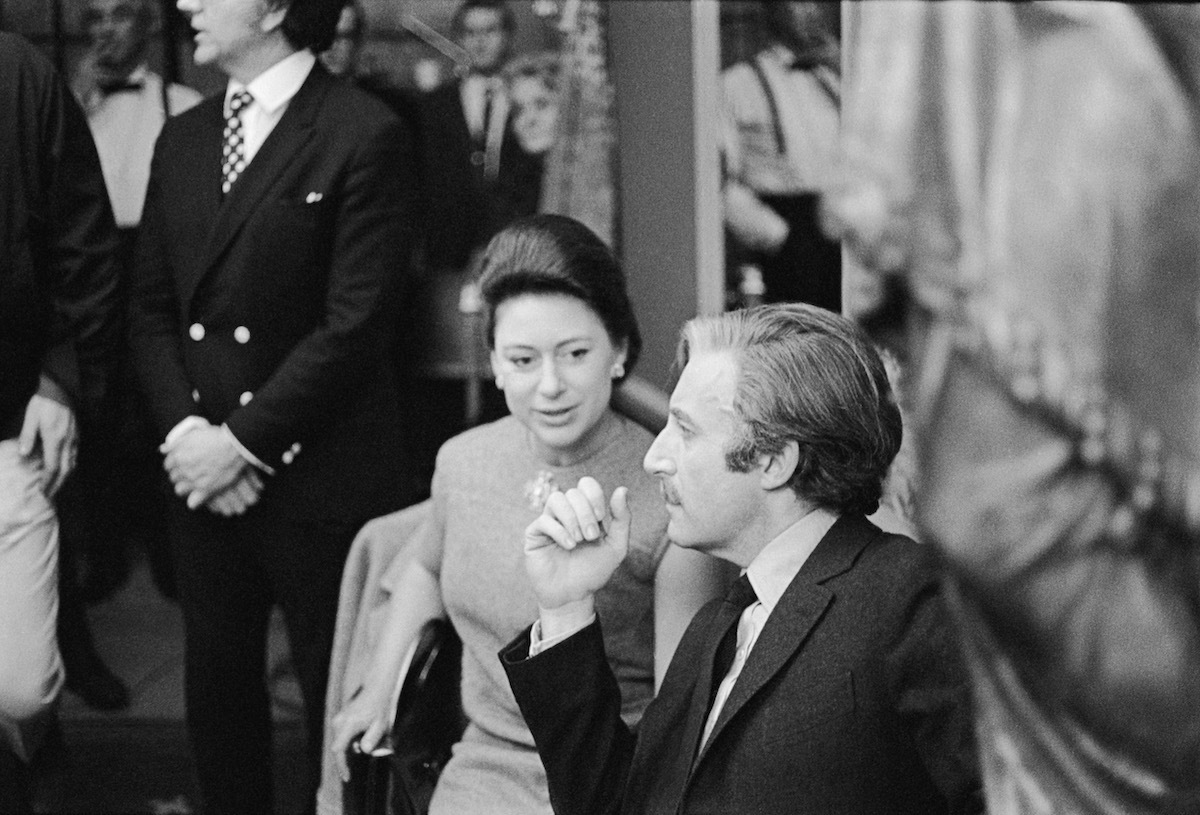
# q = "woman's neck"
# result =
<box><xmin>529</xmin><ymin>409</ymin><xmax>623</xmax><ymax>468</ymax></box>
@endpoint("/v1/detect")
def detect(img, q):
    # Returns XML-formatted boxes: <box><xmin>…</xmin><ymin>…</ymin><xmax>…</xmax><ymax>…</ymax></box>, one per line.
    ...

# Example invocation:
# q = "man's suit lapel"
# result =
<box><xmin>182</xmin><ymin>65</ymin><xmax>332</xmax><ymax>308</ymax></box>
<box><xmin>693</xmin><ymin>514</ymin><xmax>879</xmax><ymax>768</ymax></box>
<box><xmin>173</xmin><ymin>102</ymin><xmax>224</xmax><ymax>307</ymax></box>
<box><xmin>674</xmin><ymin>604</ymin><xmax>743</xmax><ymax>775</ymax></box>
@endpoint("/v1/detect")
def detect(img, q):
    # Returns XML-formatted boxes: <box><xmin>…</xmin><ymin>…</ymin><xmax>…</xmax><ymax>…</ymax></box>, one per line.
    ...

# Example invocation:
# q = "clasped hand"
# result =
<box><xmin>19</xmin><ymin>394</ymin><xmax>77</xmax><ymax>497</ymax></box>
<box><xmin>160</xmin><ymin>421</ymin><xmax>263</xmax><ymax>516</ymax></box>
<box><xmin>523</xmin><ymin>477</ymin><xmax>631</xmax><ymax>625</ymax></box>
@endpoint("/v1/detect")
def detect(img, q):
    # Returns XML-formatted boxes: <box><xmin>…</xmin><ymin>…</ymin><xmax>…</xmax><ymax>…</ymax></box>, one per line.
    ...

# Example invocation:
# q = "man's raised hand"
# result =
<box><xmin>523</xmin><ymin>477</ymin><xmax>631</xmax><ymax>620</ymax></box>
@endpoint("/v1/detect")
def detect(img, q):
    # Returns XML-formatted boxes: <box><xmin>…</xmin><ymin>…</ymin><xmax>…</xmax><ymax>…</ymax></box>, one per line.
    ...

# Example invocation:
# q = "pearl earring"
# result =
<box><xmin>611</xmin><ymin>363</ymin><xmax>625</xmax><ymax>379</ymax></box>
<box><xmin>495</xmin><ymin>375</ymin><xmax>506</xmax><ymax>389</ymax></box>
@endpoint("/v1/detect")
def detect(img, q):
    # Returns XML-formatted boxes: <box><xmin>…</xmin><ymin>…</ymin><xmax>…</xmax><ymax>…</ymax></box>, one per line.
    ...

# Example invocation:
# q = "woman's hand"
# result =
<box><xmin>329</xmin><ymin>684</ymin><xmax>394</xmax><ymax>783</ymax></box>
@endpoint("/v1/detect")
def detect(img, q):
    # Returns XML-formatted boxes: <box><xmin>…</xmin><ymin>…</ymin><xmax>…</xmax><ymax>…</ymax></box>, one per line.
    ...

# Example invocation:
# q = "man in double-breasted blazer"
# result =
<box><xmin>502</xmin><ymin>304</ymin><xmax>984</xmax><ymax>814</ymax></box>
<box><xmin>128</xmin><ymin>1</ymin><xmax>417</xmax><ymax>812</ymax></box>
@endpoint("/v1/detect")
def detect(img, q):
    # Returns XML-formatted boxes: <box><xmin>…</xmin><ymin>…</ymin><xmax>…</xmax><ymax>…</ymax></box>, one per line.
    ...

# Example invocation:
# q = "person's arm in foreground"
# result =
<box><xmin>501</xmin><ymin>477</ymin><xmax>638</xmax><ymax>815</ymax></box>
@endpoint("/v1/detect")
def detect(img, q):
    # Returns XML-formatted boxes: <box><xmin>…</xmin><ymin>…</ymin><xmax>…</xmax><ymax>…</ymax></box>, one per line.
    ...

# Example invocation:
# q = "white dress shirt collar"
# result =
<box><xmin>124</xmin><ymin>63</ymin><xmax>150</xmax><ymax>85</ymax></box>
<box><xmin>225</xmin><ymin>48</ymin><xmax>316</xmax><ymax>116</ymax></box>
<box><xmin>222</xmin><ymin>49</ymin><xmax>315</xmax><ymax>167</ymax></box>
<box><xmin>744</xmin><ymin>506</ymin><xmax>840</xmax><ymax>615</ymax></box>
<box><xmin>699</xmin><ymin>507</ymin><xmax>840</xmax><ymax>753</ymax></box>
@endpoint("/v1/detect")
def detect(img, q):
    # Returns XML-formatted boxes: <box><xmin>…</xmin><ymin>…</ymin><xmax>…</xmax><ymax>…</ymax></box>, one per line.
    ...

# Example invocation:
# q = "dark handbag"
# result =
<box><xmin>343</xmin><ymin>619</ymin><xmax>466</xmax><ymax>815</ymax></box>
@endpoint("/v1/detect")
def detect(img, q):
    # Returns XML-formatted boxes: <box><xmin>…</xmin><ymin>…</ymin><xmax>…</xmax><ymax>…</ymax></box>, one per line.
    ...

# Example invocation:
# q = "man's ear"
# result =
<box><xmin>759</xmin><ymin>440</ymin><xmax>799</xmax><ymax>491</ymax></box>
<box><xmin>259</xmin><ymin>0</ymin><xmax>289</xmax><ymax>34</ymax></box>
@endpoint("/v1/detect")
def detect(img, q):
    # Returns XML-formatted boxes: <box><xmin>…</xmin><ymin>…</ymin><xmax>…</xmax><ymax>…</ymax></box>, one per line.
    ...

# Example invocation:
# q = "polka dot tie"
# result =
<box><xmin>221</xmin><ymin>90</ymin><xmax>253</xmax><ymax>196</ymax></box>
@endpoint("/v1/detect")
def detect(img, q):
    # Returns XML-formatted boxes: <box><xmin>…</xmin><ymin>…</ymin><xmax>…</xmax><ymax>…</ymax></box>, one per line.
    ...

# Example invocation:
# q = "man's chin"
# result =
<box><xmin>665</xmin><ymin>520</ymin><xmax>700</xmax><ymax>550</ymax></box>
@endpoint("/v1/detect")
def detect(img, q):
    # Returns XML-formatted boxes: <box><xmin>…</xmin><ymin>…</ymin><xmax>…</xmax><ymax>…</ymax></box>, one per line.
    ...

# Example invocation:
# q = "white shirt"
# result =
<box><xmin>698</xmin><ymin>506</ymin><xmax>839</xmax><ymax>751</ymax></box>
<box><xmin>721</xmin><ymin>44</ymin><xmax>841</xmax><ymax>194</ymax></box>
<box><xmin>84</xmin><ymin>65</ymin><xmax>203</xmax><ymax>227</ymax></box>
<box><xmin>224</xmin><ymin>48</ymin><xmax>316</xmax><ymax>166</ymax></box>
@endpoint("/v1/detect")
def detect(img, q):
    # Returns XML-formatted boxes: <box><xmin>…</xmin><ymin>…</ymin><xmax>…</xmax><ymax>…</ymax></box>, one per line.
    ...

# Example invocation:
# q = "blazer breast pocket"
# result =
<box><xmin>760</xmin><ymin>670</ymin><xmax>856</xmax><ymax>746</ymax></box>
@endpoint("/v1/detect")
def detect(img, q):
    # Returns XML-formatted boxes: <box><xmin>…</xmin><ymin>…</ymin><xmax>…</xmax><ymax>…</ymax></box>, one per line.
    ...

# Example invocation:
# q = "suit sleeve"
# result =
<box><xmin>501</xmin><ymin>620</ymin><xmax>635</xmax><ymax>815</ymax></box>
<box><xmin>223</xmin><ymin>113</ymin><xmax>418</xmax><ymax>464</ymax></box>
<box><xmin>884</xmin><ymin>551</ymin><xmax>985</xmax><ymax>815</ymax></box>
<box><xmin>40</xmin><ymin>64</ymin><xmax>120</xmax><ymax>421</ymax></box>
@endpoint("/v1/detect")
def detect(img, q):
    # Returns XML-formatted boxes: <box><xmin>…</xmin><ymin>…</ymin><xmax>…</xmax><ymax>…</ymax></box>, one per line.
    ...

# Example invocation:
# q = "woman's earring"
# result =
<box><xmin>611</xmin><ymin>363</ymin><xmax>625</xmax><ymax>379</ymax></box>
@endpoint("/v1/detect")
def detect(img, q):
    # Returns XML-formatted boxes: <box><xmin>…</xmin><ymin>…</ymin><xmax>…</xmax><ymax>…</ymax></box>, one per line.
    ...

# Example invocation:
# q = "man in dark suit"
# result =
<box><xmin>128</xmin><ymin>1</ymin><xmax>417</xmax><ymax>812</ymax></box>
<box><xmin>502</xmin><ymin>304</ymin><xmax>983</xmax><ymax>814</ymax></box>
<box><xmin>419</xmin><ymin>0</ymin><xmax>542</xmax><ymax>275</ymax></box>
<box><xmin>403</xmin><ymin>0</ymin><xmax>542</xmax><ymax>486</ymax></box>
<box><xmin>0</xmin><ymin>32</ymin><xmax>121</xmax><ymax>814</ymax></box>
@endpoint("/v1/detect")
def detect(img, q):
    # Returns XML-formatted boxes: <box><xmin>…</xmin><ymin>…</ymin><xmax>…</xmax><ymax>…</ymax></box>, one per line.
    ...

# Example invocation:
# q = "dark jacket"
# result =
<box><xmin>0</xmin><ymin>33</ymin><xmax>120</xmax><ymax>435</ymax></box>
<box><xmin>415</xmin><ymin>78</ymin><xmax>542</xmax><ymax>274</ymax></box>
<box><xmin>503</xmin><ymin>514</ymin><xmax>984</xmax><ymax>815</ymax></box>
<box><xmin>128</xmin><ymin>63</ymin><xmax>418</xmax><ymax>521</ymax></box>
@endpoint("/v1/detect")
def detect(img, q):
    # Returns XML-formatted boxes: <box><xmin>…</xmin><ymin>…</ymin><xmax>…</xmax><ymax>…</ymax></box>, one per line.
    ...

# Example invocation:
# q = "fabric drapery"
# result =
<box><xmin>828</xmin><ymin>2</ymin><xmax>1200</xmax><ymax>812</ymax></box>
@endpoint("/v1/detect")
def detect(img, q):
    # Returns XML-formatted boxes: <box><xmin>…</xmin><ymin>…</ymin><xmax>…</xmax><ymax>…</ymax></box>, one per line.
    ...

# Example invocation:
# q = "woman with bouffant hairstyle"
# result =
<box><xmin>328</xmin><ymin>215</ymin><xmax>725</xmax><ymax>815</ymax></box>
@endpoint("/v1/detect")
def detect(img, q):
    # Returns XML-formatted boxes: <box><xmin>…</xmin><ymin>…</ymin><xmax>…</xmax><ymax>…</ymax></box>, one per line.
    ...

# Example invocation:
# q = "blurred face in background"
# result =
<box><xmin>509</xmin><ymin>72</ymin><xmax>558</xmax><ymax>155</ymax></box>
<box><xmin>85</xmin><ymin>0</ymin><xmax>150</xmax><ymax>77</ymax></box>
<box><xmin>491</xmin><ymin>293</ymin><xmax>626</xmax><ymax>466</ymax></box>
<box><xmin>320</xmin><ymin>3</ymin><xmax>361</xmax><ymax>76</ymax></box>
<box><xmin>458</xmin><ymin>6</ymin><xmax>509</xmax><ymax>75</ymax></box>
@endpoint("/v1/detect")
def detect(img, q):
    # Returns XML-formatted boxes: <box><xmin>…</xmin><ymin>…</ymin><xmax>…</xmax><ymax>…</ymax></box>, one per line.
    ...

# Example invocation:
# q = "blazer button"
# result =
<box><xmin>470</xmin><ymin>150</ymin><xmax>485</xmax><ymax>166</ymax></box>
<box><xmin>239</xmin><ymin>391</ymin><xmax>253</xmax><ymax>406</ymax></box>
<box><xmin>189</xmin><ymin>323</ymin><xmax>205</xmax><ymax>341</ymax></box>
<box><xmin>234</xmin><ymin>326</ymin><xmax>251</xmax><ymax>344</ymax></box>
<box><xmin>281</xmin><ymin>450</ymin><xmax>295</xmax><ymax>465</ymax></box>
<box><xmin>192</xmin><ymin>390</ymin><xmax>200</xmax><ymax>403</ymax></box>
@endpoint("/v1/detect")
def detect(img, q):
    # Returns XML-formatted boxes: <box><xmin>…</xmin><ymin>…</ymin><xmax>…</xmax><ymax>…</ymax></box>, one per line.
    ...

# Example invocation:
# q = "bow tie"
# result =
<box><xmin>99</xmin><ymin>79</ymin><xmax>144</xmax><ymax>95</ymax></box>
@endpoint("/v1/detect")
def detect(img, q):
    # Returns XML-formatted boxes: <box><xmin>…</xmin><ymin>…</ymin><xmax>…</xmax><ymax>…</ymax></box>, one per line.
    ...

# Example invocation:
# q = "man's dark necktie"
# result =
<box><xmin>481</xmin><ymin>83</ymin><xmax>494</xmax><ymax>142</ymax></box>
<box><xmin>708</xmin><ymin>574</ymin><xmax>758</xmax><ymax>710</ymax></box>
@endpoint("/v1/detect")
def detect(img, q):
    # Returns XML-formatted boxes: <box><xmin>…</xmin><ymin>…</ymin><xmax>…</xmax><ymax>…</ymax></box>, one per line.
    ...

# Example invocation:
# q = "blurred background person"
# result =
<box><xmin>325</xmin><ymin>215</ymin><xmax>726</xmax><ymax>815</ymax></box>
<box><xmin>320</xmin><ymin>0</ymin><xmax>364</xmax><ymax>78</ymax></box>
<box><xmin>403</xmin><ymin>0</ymin><xmax>545</xmax><ymax>501</ymax></box>
<box><xmin>722</xmin><ymin>0</ymin><xmax>841</xmax><ymax>312</ymax></box>
<box><xmin>69</xmin><ymin>0</ymin><xmax>202</xmax><ymax>593</ymax></box>
<box><xmin>51</xmin><ymin>0</ymin><xmax>204</xmax><ymax>715</ymax></box>
<box><xmin>73</xmin><ymin>0</ymin><xmax>203</xmax><ymax>242</ymax></box>
<box><xmin>0</xmin><ymin>31</ymin><xmax>121</xmax><ymax>814</ymax></box>
<box><xmin>505</xmin><ymin>50</ymin><xmax>560</xmax><ymax>158</ymax></box>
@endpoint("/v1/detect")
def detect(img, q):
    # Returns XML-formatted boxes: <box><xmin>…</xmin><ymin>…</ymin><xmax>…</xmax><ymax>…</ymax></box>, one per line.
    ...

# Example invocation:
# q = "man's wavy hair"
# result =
<box><xmin>679</xmin><ymin>303</ymin><xmax>901</xmax><ymax>516</ymax></box>
<box><xmin>273</xmin><ymin>0</ymin><xmax>346</xmax><ymax>54</ymax></box>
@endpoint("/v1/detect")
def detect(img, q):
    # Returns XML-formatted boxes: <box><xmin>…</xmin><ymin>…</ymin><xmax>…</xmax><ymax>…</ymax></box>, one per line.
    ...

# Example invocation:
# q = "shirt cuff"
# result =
<box><xmin>528</xmin><ymin>614</ymin><xmax>596</xmax><ymax>657</ymax></box>
<box><xmin>164</xmin><ymin>415</ymin><xmax>209</xmax><ymax>448</ymax></box>
<box><xmin>221</xmin><ymin>423</ymin><xmax>275</xmax><ymax>476</ymax></box>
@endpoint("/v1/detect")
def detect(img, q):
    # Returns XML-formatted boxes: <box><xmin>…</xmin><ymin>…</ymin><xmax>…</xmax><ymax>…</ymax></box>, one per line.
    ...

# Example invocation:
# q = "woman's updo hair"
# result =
<box><xmin>478</xmin><ymin>214</ymin><xmax>641</xmax><ymax>381</ymax></box>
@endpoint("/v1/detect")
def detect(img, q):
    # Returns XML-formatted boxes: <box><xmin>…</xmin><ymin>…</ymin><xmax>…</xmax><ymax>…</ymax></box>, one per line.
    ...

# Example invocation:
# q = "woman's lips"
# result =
<box><xmin>536</xmin><ymin>406</ymin><xmax>575</xmax><ymax>424</ymax></box>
